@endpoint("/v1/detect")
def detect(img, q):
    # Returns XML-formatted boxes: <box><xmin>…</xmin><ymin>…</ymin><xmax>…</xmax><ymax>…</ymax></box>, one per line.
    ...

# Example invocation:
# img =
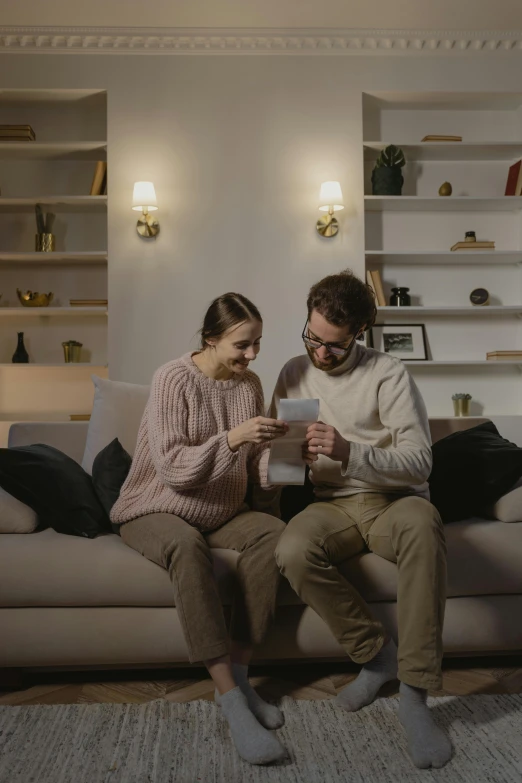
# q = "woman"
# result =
<box><xmin>111</xmin><ymin>293</ymin><xmax>289</xmax><ymax>766</ymax></box>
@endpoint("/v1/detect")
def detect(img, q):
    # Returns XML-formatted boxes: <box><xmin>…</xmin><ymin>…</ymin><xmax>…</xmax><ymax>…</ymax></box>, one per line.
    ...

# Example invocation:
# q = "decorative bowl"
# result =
<box><xmin>17</xmin><ymin>289</ymin><xmax>54</xmax><ymax>307</ymax></box>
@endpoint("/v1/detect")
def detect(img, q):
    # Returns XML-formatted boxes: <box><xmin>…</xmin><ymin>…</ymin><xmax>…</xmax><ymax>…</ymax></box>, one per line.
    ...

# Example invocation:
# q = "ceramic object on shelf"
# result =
<box><xmin>438</xmin><ymin>181</ymin><xmax>453</xmax><ymax>196</ymax></box>
<box><xmin>62</xmin><ymin>340</ymin><xmax>83</xmax><ymax>363</ymax></box>
<box><xmin>12</xmin><ymin>332</ymin><xmax>29</xmax><ymax>363</ymax></box>
<box><xmin>17</xmin><ymin>289</ymin><xmax>54</xmax><ymax>307</ymax></box>
<box><xmin>35</xmin><ymin>233</ymin><xmax>56</xmax><ymax>252</ymax></box>
<box><xmin>389</xmin><ymin>287</ymin><xmax>411</xmax><ymax>306</ymax></box>
<box><xmin>470</xmin><ymin>287</ymin><xmax>490</xmax><ymax>306</ymax></box>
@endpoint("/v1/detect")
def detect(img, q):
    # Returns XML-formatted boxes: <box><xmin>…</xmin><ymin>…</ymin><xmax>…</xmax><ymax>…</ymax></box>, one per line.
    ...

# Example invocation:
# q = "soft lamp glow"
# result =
<box><xmin>132</xmin><ymin>181</ymin><xmax>158</xmax><ymax>212</ymax></box>
<box><xmin>318</xmin><ymin>181</ymin><xmax>344</xmax><ymax>212</ymax></box>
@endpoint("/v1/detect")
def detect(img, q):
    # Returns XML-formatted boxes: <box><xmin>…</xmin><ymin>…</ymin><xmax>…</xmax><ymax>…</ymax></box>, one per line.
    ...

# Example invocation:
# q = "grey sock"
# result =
<box><xmin>217</xmin><ymin>686</ymin><xmax>287</xmax><ymax>765</ymax></box>
<box><xmin>227</xmin><ymin>664</ymin><xmax>284</xmax><ymax>729</ymax></box>
<box><xmin>335</xmin><ymin>638</ymin><xmax>398</xmax><ymax>712</ymax></box>
<box><xmin>398</xmin><ymin>682</ymin><xmax>452</xmax><ymax>769</ymax></box>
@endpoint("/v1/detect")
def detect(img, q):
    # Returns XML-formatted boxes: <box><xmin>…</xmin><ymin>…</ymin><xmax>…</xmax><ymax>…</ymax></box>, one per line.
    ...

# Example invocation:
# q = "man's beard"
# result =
<box><xmin>305</xmin><ymin>344</ymin><xmax>347</xmax><ymax>372</ymax></box>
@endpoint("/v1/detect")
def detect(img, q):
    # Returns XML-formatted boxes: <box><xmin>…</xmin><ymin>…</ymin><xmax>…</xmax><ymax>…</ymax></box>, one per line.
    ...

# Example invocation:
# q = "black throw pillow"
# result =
<box><xmin>429</xmin><ymin>421</ymin><xmax>522</xmax><ymax>522</ymax></box>
<box><xmin>0</xmin><ymin>444</ymin><xmax>111</xmax><ymax>538</ymax></box>
<box><xmin>91</xmin><ymin>438</ymin><xmax>132</xmax><ymax>533</ymax></box>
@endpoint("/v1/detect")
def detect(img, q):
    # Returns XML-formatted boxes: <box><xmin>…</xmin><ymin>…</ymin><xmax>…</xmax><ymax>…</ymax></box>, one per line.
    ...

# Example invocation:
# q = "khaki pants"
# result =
<box><xmin>121</xmin><ymin>508</ymin><xmax>285</xmax><ymax>663</ymax></box>
<box><xmin>275</xmin><ymin>493</ymin><xmax>446</xmax><ymax>690</ymax></box>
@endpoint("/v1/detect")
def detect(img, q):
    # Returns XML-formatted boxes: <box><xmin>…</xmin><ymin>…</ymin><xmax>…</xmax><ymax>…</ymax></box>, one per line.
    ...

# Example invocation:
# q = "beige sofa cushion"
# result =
<box><xmin>0</xmin><ymin>487</ymin><xmax>38</xmax><ymax>533</ymax></box>
<box><xmin>81</xmin><ymin>376</ymin><xmax>150</xmax><ymax>475</ymax></box>
<box><xmin>1</xmin><ymin>518</ymin><xmax>521</xmax><ymax>608</ymax></box>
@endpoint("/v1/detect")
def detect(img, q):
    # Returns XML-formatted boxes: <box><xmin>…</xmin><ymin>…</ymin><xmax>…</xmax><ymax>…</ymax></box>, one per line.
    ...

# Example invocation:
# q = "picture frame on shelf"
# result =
<box><xmin>370</xmin><ymin>324</ymin><xmax>428</xmax><ymax>361</ymax></box>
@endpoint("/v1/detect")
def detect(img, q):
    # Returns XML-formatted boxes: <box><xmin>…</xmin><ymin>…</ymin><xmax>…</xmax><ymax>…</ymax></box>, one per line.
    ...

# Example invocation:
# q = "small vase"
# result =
<box><xmin>453</xmin><ymin>398</ymin><xmax>471</xmax><ymax>416</ymax></box>
<box><xmin>12</xmin><ymin>332</ymin><xmax>29</xmax><ymax>363</ymax></box>
<box><xmin>389</xmin><ymin>287</ymin><xmax>411</xmax><ymax>306</ymax></box>
<box><xmin>371</xmin><ymin>167</ymin><xmax>404</xmax><ymax>196</ymax></box>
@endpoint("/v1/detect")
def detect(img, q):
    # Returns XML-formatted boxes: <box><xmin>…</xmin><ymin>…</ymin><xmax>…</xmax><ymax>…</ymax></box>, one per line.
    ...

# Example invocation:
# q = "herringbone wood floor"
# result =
<box><xmin>1</xmin><ymin>658</ymin><xmax>521</xmax><ymax>706</ymax></box>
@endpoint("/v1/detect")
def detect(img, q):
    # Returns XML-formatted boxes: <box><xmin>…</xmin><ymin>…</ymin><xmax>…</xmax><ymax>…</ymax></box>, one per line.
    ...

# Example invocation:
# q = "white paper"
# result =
<box><xmin>267</xmin><ymin>398</ymin><xmax>320</xmax><ymax>485</ymax></box>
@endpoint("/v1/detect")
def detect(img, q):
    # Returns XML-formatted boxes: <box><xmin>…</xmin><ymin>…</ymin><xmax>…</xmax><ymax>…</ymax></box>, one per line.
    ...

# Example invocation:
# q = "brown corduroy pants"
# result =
<box><xmin>120</xmin><ymin>508</ymin><xmax>285</xmax><ymax>663</ymax></box>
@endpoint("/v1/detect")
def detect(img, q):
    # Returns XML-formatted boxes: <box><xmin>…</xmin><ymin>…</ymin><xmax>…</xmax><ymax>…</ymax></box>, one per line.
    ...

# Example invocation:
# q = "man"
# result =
<box><xmin>272</xmin><ymin>269</ymin><xmax>451</xmax><ymax>769</ymax></box>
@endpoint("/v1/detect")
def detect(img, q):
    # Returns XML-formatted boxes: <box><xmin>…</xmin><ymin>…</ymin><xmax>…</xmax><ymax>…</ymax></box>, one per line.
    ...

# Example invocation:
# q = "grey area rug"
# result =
<box><xmin>1</xmin><ymin>695</ymin><xmax>521</xmax><ymax>783</ymax></box>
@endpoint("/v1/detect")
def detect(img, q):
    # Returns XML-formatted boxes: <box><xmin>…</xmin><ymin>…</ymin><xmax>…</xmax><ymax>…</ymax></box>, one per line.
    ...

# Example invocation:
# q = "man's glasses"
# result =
<box><xmin>301</xmin><ymin>322</ymin><xmax>356</xmax><ymax>358</ymax></box>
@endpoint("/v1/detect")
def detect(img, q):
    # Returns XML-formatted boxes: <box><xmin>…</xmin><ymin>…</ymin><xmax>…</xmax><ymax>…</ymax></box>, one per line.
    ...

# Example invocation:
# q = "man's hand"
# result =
<box><xmin>306</xmin><ymin>421</ymin><xmax>350</xmax><ymax>463</ymax></box>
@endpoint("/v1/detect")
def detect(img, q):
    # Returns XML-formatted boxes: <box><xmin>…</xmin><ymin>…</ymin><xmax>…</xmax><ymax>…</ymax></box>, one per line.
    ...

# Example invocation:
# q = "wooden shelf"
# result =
<box><xmin>0</xmin><ymin>142</ymin><xmax>107</xmax><ymax>161</ymax></box>
<box><xmin>0</xmin><ymin>197</ymin><xmax>107</xmax><ymax>213</ymax></box>
<box><xmin>403</xmin><ymin>360</ymin><xmax>522</xmax><ymax>367</ymax></box>
<box><xmin>365</xmin><ymin>251</ymin><xmax>522</xmax><ymax>266</ymax></box>
<box><xmin>364</xmin><ymin>196</ymin><xmax>522</xmax><ymax>212</ymax></box>
<box><xmin>0</xmin><ymin>363</ymin><xmax>107</xmax><ymax>367</ymax></box>
<box><xmin>377</xmin><ymin>306</ymin><xmax>522</xmax><ymax>316</ymax></box>
<box><xmin>0</xmin><ymin>252</ymin><xmax>107</xmax><ymax>265</ymax></box>
<box><xmin>364</xmin><ymin>142</ymin><xmax>522</xmax><ymax>162</ymax></box>
<box><xmin>0</xmin><ymin>307</ymin><xmax>107</xmax><ymax>317</ymax></box>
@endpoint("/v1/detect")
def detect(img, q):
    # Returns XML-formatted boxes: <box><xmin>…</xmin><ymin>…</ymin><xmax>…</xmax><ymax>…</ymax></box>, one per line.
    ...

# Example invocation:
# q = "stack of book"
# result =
<box><xmin>0</xmin><ymin>124</ymin><xmax>35</xmax><ymax>141</ymax></box>
<box><xmin>366</xmin><ymin>269</ymin><xmax>386</xmax><ymax>306</ymax></box>
<box><xmin>69</xmin><ymin>299</ymin><xmax>108</xmax><ymax>307</ymax></box>
<box><xmin>486</xmin><ymin>351</ymin><xmax>522</xmax><ymax>362</ymax></box>
<box><xmin>451</xmin><ymin>240</ymin><xmax>495</xmax><ymax>251</ymax></box>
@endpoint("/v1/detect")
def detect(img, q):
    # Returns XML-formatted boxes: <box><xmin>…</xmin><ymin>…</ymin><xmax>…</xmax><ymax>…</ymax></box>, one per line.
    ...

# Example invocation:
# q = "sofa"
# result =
<box><xmin>1</xmin><ymin>414</ymin><xmax>522</xmax><ymax>671</ymax></box>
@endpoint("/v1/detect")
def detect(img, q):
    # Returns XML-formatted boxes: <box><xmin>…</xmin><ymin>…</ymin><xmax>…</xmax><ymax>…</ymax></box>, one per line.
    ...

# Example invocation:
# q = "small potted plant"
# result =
<box><xmin>371</xmin><ymin>144</ymin><xmax>406</xmax><ymax>196</ymax></box>
<box><xmin>452</xmin><ymin>393</ymin><xmax>472</xmax><ymax>417</ymax></box>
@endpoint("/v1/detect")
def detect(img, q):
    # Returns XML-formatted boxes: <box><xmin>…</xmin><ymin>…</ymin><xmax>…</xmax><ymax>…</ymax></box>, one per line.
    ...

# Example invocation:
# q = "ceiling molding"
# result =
<box><xmin>1</xmin><ymin>27</ymin><xmax>522</xmax><ymax>55</ymax></box>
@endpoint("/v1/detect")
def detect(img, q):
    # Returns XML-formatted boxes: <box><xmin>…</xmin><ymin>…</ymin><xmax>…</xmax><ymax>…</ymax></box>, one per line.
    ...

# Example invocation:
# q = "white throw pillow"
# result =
<box><xmin>0</xmin><ymin>487</ymin><xmax>38</xmax><ymax>533</ymax></box>
<box><xmin>492</xmin><ymin>477</ymin><xmax>522</xmax><ymax>523</ymax></box>
<box><xmin>81</xmin><ymin>375</ymin><xmax>150</xmax><ymax>475</ymax></box>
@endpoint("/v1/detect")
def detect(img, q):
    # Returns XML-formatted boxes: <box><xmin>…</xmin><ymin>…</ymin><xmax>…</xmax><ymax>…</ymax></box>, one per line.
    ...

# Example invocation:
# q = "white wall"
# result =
<box><xmin>1</xmin><ymin>52</ymin><xmax>522</xmax><ymax>400</ymax></box>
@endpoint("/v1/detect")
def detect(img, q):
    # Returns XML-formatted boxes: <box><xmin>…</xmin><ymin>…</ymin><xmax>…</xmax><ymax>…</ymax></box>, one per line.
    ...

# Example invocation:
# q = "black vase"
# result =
<box><xmin>371</xmin><ymin>166</ymin><xmax>404</xmax><ymax>196</ymax></box>
<box><xmin>12</xmin><ymin>332</ymin><xmax>29</xmax><ymax>363</ymax></box>
<box><xmin>390</xmin><ymin>287</ymin><xmax>411</xmax><ymax>307</ymax></box>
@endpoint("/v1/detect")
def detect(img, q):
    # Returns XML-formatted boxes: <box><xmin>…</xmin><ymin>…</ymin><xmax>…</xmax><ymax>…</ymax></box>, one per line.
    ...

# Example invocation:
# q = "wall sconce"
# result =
<box><xmin>316</xmin><ymin>181</ymin><xmax>344</xmax><ymax>238</ymax></box>
<box><xmin>132</xmin><ymin>181</ymin><xmax>160</xmax><ymax>238</ymax></box>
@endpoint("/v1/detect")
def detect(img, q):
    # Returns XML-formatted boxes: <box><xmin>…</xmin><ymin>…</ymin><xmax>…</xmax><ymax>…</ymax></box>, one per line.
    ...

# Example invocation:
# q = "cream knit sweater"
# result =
<box><xmin>111</xmin><ymin>353</ymin><xmax>270</xmax><ymax>531</ymax></box>
<box><xmin>270</xmin><ymin>344</ymin><xmax>432</xmax><ymax>499</ymax></box>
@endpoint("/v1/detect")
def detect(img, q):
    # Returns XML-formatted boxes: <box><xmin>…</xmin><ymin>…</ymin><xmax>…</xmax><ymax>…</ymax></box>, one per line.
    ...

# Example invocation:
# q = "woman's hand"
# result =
<box><xmin>302</xmin><ymin>444</ymin><xmax>318</xmax><ymax>466</ymax></box>
<box><xmin>228</xmin><ymin>416</ymin><xmax>288</xmax><ymax>452</ymax></box>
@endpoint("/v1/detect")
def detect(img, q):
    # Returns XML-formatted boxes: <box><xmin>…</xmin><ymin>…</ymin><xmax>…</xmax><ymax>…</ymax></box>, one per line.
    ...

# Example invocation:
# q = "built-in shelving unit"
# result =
<box><xmin>0</xmin><ymin>142</ymin><xmax>107</xmax><ymax>160</ymax></box>
<box><xmin>365</xmin><ymin>251</ymin><xmax>522</xmax><ymax>266</ymax></box>
<box><xmin>0</xmin><ymin>196</ymin><xmax>107</xmax><ymax>213</ymax></box>
<box><xmin>0</xmin><ymin>308</ymin><xmax>107</xmax><ymax>317</ymax></box>
<box><xmin>0</xmin><ymin>89</ymin><xmax>108</xmax><ymax>434</ymax></box>
<box><xmin>365</xmin><ymin>196</ymin><xmax>522</xmax><ymax>212</ymax></box>
<box><xmin>363</xmin><ymin>91</ymin><xmax>522</xmax><ymax>417</ymax></box>
<box><xmin>377</xmin><ymin>306</ymin><xmax>522</xmax><ymax>316</ymax></box>
<box><xmin>0</xmin><ymin>252</ymin><xmax>107</xmax><ymax>265</ymax></box>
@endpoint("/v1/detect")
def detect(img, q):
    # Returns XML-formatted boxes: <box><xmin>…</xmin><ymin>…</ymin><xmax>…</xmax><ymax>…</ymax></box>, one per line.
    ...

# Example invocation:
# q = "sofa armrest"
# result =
<box><xmin>8</xmin><ymin>422</ymin><xmax>89</xmax><ymax>465</ymax></box>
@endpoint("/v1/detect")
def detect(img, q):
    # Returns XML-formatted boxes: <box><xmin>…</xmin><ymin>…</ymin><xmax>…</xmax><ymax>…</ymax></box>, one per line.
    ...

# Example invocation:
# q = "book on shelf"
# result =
<box><xmin>366</xmin><ymin>270</ymin><xmax>378</xmax><ymax>302</ymax></box>
<box><xmin>486</xmin><ymin>351</ymin><xmax>522</xmax><ymax>361</ymax></box>
<box><xmin>505</xmin><ymin>159</ymin><xmax>522</xmax><ymax>196</ymax></box>
<box><xmin>450</xmin><ymin>241</ymin><xmax>495</xmax><ymax>251</ymax></box>
<box><xmin>69</xmin><ymin>299</ymin><xmax>108</xmax><ymax>306</ymax></box>
<box><xmin>421</xmin><ymin>135</ymin><xmax>462</xmax><ymax>142</ymax></box>
<box><xmin>70</xmin><ymin>414</ymin><xmax>91</xmax><ymax>421</ymax></box>
<box><xmin>368</xmin><ymin>269</ymin><xmax>387</xmax><ymax>307</ymax></box>
<box><xmin>90</xmin><ymin>161</ymin><xmax>107</xmax><ymax>196</ymax></box>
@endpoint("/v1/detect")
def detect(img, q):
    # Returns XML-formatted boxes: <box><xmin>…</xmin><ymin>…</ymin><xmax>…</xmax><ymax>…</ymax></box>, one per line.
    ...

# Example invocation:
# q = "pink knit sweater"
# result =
<box><xmin>110</xmin><ymin>353</ymin><xmax>271</xmax><ymax>531</ymax></box>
